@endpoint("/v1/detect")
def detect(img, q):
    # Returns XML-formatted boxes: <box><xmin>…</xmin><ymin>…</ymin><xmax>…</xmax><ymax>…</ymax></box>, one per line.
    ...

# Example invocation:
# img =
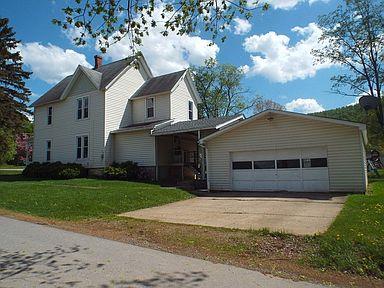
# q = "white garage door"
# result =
<box><xmin>231</xmin><ymin>147</ymin><xmax>329</xmax><ymax>192</ymax></box>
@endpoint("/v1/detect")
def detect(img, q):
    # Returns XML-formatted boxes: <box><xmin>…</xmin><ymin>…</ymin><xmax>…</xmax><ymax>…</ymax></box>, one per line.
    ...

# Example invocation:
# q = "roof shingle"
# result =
<box><xmin>31</xmin><ymin>57</ymin><xmax>135</xmax><ymax>107</ymax></box>
<box><xmin>131</xmin><ymin>70</ymin><xmax>186</xmax><ymax>98</ymax></box>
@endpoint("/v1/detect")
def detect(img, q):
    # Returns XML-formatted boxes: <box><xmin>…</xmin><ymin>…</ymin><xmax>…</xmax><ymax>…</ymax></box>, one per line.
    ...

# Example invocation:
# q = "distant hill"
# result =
<box><xmin>312</xmin><ymin>103</ymin><xmax>384</xmax><ymax>153</ymax></box>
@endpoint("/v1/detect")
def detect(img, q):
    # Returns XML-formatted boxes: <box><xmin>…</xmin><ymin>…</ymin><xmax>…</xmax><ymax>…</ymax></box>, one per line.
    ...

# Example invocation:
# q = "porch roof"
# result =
<box><xmin>111</xmin><ymin>119</ymin><xmax>171</xmax><ymax>134</ymax></box>
<box><xmin>151</xmin><ymin>115</ymin><xmax>244</xmax><ymax>135</ymax></box>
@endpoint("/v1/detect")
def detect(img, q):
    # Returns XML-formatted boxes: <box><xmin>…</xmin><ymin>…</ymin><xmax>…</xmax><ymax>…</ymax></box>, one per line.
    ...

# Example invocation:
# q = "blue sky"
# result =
<box><xmin>2</xmin><ymin>0</ymin><xmax>356</xmax><ymax>114</ymax></box>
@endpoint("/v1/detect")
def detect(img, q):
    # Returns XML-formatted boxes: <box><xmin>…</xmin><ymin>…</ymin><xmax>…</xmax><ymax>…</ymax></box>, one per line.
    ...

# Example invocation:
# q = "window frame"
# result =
<box><xmin>253</xmin><ymin>160</ymin><xmax>276</xmax><ymax>169</ymax></box>
<box><xmin>302</xmin><ymin>157</ymin><xmax>328</xmax><ymax>168</ymax></box>
<box><xmin>276</xmin><ymin>159</ymin><xmax>301</xmax><ymax>169</ymax></box>
<box><xmin>76</xmin><ymin>96</ymin><xmax>89</xmax><ymax>120</ymax></box>
<box><xmin>46</xmin><ymin>140</ymin><xmax>52</xmax><ymax>162</ymax></box>
<box><xmin>76</xmin><ymin>135</ymin><xmax>89</xmax><ymax>159</ymax></box>
<box><xmin>146</xmin><ymin>97</ymin><xmax>155</xmax><ymax>119</ymax></box>
<box><xmin>188</xmin><ymin>100</ymin><xmax>193</xmax><ymax>120</ymax></box>
<box><xmin>47</xmin><ymin>106</ymin><xmax>53</xmax><ymax>125</ymax></box>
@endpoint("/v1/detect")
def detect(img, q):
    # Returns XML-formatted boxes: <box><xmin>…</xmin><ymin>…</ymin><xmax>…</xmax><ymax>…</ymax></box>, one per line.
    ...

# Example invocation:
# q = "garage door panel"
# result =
<box><xmin>277</xmin><ymin>169</ymin><xmax>301</xmax><ymax>180</ymax></box>
<box><xmin>303</xmin><ymin>180</ymin><xmax>329</xmax><ymax>192</ymax></box>
<box><xmin>254</xmin><ymin>181</ymin><xmax>277</xmax><ymax>191</ymax></box>
<box><xmin>302</xmin><ymin>168</ymin><xmax>328</xmax><ymax>180</ymax></box>
<box><xmin>277</xmin><ymin>180</ymin><xmax>303</xmax><ymax>191</ymax></box>
<box><xmin>233</xmin><ymin>180</ymin><xmax>254</xmax><ymax>191</ymax></box>
<box><xmin>253</xmin><ymin>170</ymin><xmax>277</xmax><ymax>180</ymax></box>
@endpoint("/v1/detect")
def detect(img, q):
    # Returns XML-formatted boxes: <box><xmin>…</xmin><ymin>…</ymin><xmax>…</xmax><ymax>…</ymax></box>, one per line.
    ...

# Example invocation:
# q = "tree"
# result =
<box><xmin>312</xmin><ymin>0</ymin><xmax>384</xmax><ymax>126</ymax></box>
<box><xmin>254</xmin><ymin>98</ymin><xmax>285</xmax><ymax>113</ymax></box>
<box><xmin>0</xmin><ymin>18</ymin><xmax>32</xmax><ymax>163</ymax></box>
<box><xmin>191</xmin><ymin>59</ymin><xmax>257</xmax><ymax>118</ymax></box>
<box><xmin>53</xmin><ymin>0</ymin><xmax>269</xmax><ymax>52</ymax></box>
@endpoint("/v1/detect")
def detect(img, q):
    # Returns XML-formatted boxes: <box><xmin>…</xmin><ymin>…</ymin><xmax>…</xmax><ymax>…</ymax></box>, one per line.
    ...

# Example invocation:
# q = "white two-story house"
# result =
<box><xmin>32</xmin><ymin>54</ymin><xmax>242</xmax><ymax>182</ymax></box>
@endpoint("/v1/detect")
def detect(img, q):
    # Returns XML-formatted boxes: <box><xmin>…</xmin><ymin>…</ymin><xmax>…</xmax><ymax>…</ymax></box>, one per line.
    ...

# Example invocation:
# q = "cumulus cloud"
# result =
<box><xmin>285</xmin><ymin>98</ymin><xmax>324</xmax><ymax>114</ymax></box>
<box><xmin>242</xmin><ymin>22</ymin><xmax>332</xmax><ymax>83</ymax></box>
<box><xmin>63</xmin><ymin>26</ymin><xmax>90</xmax><ymax>47</ymax></box>
<box><xmin>100</xmin><ymin>6</ymin><xmax>219</xmax><ymax>75</ymax></box>
<box><xmin>19</xmin><ymin>42</ymin><xmax>91</xmax><ymax>84</ymax></box>
<box><xmin>233</xmin><ymin>18</ymin><xmax>252</xmax><ymax>35</ymax></box>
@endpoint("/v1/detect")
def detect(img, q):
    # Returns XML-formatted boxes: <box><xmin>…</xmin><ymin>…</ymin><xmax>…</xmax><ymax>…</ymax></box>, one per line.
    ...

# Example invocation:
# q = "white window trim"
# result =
<box><xmin>146</xmin><ymin>97</ymin><xmax>155</xmax><ymax>119</ymax></box>
<box><xmin>76</xmin><ymin>134</ymin><xmax>89</xmax><ymax>160</ymax></box>
<box><xmin>76</xmin><ymin>96</ymin><xmax>89</xmax><ymax>120</ymax></box>
<box><xmin>46</xmin><ymin>139</ymin><xmax>52</xmax><ymax>162</ymax></box>
<box><xmin>47</xmin><ymin>106</ymin><xmax>53</xmax><ymax>125</ymax></box>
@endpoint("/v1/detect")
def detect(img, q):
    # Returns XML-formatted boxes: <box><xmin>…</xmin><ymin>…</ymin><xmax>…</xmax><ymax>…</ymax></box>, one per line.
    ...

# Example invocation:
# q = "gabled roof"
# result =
<box><xmin>131</xmin><ymin>70</ymin><xmax>186</xmax><ymax>99</ymax></box>
<box><xmin>31</xmin><ymin>57</ymin><xmax>136</xmax><ymax>107</ymax></box>
<box><xmin>199</xmin><ymin>109</ymin><xmax>368</xmax><ymax>144</ymax></box>
<box><xmin>151</xmin><ymin>115</ymin><xmax>244</xmax><ymax>135</ymax></box>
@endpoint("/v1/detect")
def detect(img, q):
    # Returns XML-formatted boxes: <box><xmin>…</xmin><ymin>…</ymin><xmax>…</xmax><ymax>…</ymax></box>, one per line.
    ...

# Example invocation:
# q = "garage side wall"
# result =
<box><xmin>205</xmin><ymin>114</ymin><xmax>366</xmax><ymax>193</ymax></box>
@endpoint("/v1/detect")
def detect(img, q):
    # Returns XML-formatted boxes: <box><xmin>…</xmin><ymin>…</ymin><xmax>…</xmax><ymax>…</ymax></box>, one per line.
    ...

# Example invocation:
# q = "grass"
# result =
<box><xmin>309</xmin><ymin>169</ymin><xmax>384</xmax><ymax>278</ymax></box>
<box><xmin>0</xmin><ymin>175</ymin><xmax>193</xmax><ymax>220</ymax></box>
<box><xmin>0</xmin><ymin>164</ymin><xmax>25</xmax><ymax>169</ymax></box>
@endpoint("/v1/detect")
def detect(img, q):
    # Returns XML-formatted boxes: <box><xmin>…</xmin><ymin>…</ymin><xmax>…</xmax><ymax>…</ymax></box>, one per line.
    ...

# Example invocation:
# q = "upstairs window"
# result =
<box><xmin>77</xmin><ymin>96</ymin><xmax>89</xmax><ymax>120</ymax></box>
<box><xmin>47</xmin><ymin>106</ymin><xmax>53</xmax><ymax>125</ymax></box>
<box><xmin>76</xmin><ymin>135</ymin><xmax>89</xmax><ymax>159</ymax></box>
<box><xmin>46</xmin><ymin>140</ymin><xmax>51</xmax><ymax>162</ymax></box>
<box><xmin>146</xmin><ymin>97</ymin><xmax>154</xmax><ymax>118</ymax></box>
<box><xmin>188</xmin><ymin>101</ymin><xmax>193</xmax><ymax>120</ymax></box>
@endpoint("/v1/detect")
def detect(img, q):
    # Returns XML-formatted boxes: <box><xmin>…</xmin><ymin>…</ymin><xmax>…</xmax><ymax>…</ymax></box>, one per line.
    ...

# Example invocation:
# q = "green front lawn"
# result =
<box><xmin>0</xmin><ymin>164</ymin><xmax>25</xmax><ymax>169</ymax></box>
<box><xmin>309</xmin><ymin>170</ymin><xmax>384</xmax><ymax>278</ymax></box>
<box><xmin>0</xmin><ymin>176</ymin><xmax>193</xmax><ymax>220</ymax></box>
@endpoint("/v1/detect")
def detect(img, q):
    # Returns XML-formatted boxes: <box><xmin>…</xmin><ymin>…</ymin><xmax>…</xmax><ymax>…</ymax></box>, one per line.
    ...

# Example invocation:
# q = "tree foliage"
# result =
<box><xmin>0</xmin><ymin>18</ymin><xmax>32</xmax><ymax>163</ymax></box>
<box><xmin>191</xmin><ymin>59</ymin><xmax>257</xmax><ymax>118</ymax></box>
<box><xmin>253</xmin><ymin>98</ymin><xmax>285</xmax><ymax>113</ymax></box>
<box><xmin>313</xmin><ymin>0</ymin><xmax>384</xmax><ymax>126</ymax></box>
<box><xmin>53</xmin><ymin>0</ymin><xmax>268</xmax><ymax>52</ymax></box>
<box><xmin>313</xmin><ymin>102</ymin><xmax>384</xmax><ymax>152</ymax></box>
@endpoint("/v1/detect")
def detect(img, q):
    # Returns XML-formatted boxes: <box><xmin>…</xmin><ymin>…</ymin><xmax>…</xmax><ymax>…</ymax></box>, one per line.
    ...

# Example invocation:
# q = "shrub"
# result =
<box><xmin>23</xmin><ymin>162</ymin><xmax>86</xmax><ymax>179</ymax></box>
<box><xmin>103</xmin><ymin>161</ymin><xmax>138</xmax><ymax>180</ymax></box>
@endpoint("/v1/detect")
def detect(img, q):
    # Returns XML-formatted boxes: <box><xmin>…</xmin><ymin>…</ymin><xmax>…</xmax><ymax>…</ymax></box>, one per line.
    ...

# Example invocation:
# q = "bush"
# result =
<box><xmin>103</xmin><ymin>161</ymin><xmax>138</xmax><ymax>180</ymax></box>
<box><xmin>22</xmin><ymin>162</ymin><xmax>86</xmax><ymax>179</ymax></box>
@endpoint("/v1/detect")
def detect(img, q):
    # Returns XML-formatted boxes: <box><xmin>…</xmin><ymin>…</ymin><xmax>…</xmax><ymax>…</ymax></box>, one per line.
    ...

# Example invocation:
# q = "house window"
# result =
<box><xmin>77</xmin><ymin>96</ymin><xmax>89</xmax><ymax>119</ymax></box>
<box><xmin>46</xmin><ymin>140</ymin><xmax>51</xmax><ymax>162</ymax></box>
<box><xmin>47</xmin><ymin>106</ymin><xmax>53</xmax><ymax>125</ymax></box>
<box><xmin>188</xmin><ymin>101</ymin><xmax>193</xmax><ymax>120</ymax></box>
<box><xmin>76</xmin><ymin>136</ymin><xmax>89</xmax><ymax>159</ymax></box>
<box><xmin>232</xmin><ymin>161</ymin><xmax>252</xmax><ymax>170</ymax></box>
<box><xmin>146</xmin><ymin>97</ymin><xmax>154</xmax><ymax>118</ymax></box>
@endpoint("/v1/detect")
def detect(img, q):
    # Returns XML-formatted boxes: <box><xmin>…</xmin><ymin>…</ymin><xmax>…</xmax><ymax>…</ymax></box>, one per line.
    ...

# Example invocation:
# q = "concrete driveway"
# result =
<box><xmin>121</xmin><ymin>193</ymin><xmax>347</xmax><ymax>235</ymax></box>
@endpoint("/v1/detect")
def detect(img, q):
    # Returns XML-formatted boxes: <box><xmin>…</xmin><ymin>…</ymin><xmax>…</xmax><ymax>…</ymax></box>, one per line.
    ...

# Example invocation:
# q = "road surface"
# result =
<box><xmin>0</xmin><ymin>216</ymin><xmax>327</xmax><ymax>287</ymax></box>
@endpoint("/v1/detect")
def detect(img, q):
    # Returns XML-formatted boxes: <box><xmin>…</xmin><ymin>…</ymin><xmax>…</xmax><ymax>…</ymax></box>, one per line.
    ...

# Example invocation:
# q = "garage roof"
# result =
<box><xmin>199</xmin><ymin>110</ymin><xmax>368</xmax><ymax>144</ymax></box>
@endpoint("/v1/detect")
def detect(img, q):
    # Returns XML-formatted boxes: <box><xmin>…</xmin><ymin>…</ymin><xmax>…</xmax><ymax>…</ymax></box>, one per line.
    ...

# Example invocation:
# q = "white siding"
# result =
<box><xmin>132</xmin><ymin>93</ymin><xmax>170</xmax><ymax>123</ymax></box>
<box><xmin>170</xmin><ymin>77</ymin><xmax>198</xmax><ymax>122</ymax></box>
<box><xmin>104</xmin><ymin>66</ymin><xmax>148</xmax><ymax>164</ymax></box>
<box><xmin>205</xmin><ymin>113</ymin><xmax>366</xmax><ymax>193</ymax></box>
<box><xmin>67</xmin><ymin>73</ymin><xmax>96</xmax><ymax>96</ymax></box>
<box><xmin>33</xmin><ymin>88</ymin><xmax>105</xmax><ymax>168</ymax></box>
<box><xmin>113</xmin><ymin>130</ymin><xmax>155</xmax><ymax>166</ymax></box>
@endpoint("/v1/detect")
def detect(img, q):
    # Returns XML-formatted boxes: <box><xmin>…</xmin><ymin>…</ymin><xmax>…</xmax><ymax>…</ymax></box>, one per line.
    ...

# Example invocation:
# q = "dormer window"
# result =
<box><xmin>146</xmin><ymin>97</ymin><xmax>154</xmax><ymax>118</ymax></box>
<box><xmin>47</xmin><ymin>106</ymin><xmax>53</xmax><ymax>125</ymax></box>
<box><xmin>77</xmin><ymin>96</ymin><xmax>89</xmax><ymax>120</ymax></box>
<box><xmin>188</xmin><ymin>101</ymin><xmax>193</xmax><ymax>120</ymax></box>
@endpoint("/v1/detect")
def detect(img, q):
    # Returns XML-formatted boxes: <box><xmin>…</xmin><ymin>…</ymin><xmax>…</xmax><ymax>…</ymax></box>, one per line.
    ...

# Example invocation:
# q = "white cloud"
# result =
<box><xmin>238</xmin><ymin>65</ymin><xmax>250</xmax><ymax>74</ymax></box>
<box><xmin>251</xmin><ymin>0</ymin><xmax>329</xmax><ymax>10</ymax></box>
<box><xmin>285</xmin><ymin>98</ymin><xmax>324</xmax><ymax>114</ymax></box>
<box><xmin>242</xmin><ymin>22</ymin><xmax>332</xmax><ymax>83</ymax></box>
<box><xmin>63</xmin><ymin>26</ymin><xmax>89</xmax><ymax>47</ymax></box>
<box><xmin>233</xmin><ymin>18</ymin><xmax>252</xmax><ymax>35</ymax></box>
<box><xmin>19</xmin><ymin>43</ymin><xmax>91</xmax><ymax>84</ymax></box>
<box><xmin>100</xmin><ymin>6</ymin><xmax>219</xmax><ymax>75</ymax></box>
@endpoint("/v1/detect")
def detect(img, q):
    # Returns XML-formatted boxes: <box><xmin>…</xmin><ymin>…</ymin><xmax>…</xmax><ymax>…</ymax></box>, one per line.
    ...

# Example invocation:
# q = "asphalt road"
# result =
<box><xmin>0</xmin><ymin>216</ymin><xmax>327</xmax><ymax>288</ymax></box>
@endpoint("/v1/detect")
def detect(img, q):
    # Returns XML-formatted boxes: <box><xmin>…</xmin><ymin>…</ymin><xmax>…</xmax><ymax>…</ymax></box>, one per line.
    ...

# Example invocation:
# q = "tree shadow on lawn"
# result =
<box><xmin>0</xmin><ymin>175</ymin><xmax>52</xmax><ymax>182</ymax></box>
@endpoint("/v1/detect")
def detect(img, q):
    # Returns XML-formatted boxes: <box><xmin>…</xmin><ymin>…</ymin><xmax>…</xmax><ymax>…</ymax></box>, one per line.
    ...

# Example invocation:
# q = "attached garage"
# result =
<box><xmin>200</xmin><ymin>110</ymin><xmax>367</xmax><ymax>193</ymax></box>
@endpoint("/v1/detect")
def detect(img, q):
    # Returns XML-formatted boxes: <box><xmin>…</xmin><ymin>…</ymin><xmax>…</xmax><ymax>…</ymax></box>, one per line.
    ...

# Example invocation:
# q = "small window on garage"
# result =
<box><xmin>254</xmin><ymin>160</ymin><xmax>275</xmax><ymax>169</ymax></box>
<box><xmin>277</xmin><ymin>159</ymin><xmax>300</xmax><ymax>169</ymax></box>
<box><xmin>232</xmin><ymin>161</ymin><xmax>252</xmax><ymax>170</ymax></box>
<box><xmin>302</xmin><ymin>158</ymin><xmax>327</xmax><ymax>168</ymax></box>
